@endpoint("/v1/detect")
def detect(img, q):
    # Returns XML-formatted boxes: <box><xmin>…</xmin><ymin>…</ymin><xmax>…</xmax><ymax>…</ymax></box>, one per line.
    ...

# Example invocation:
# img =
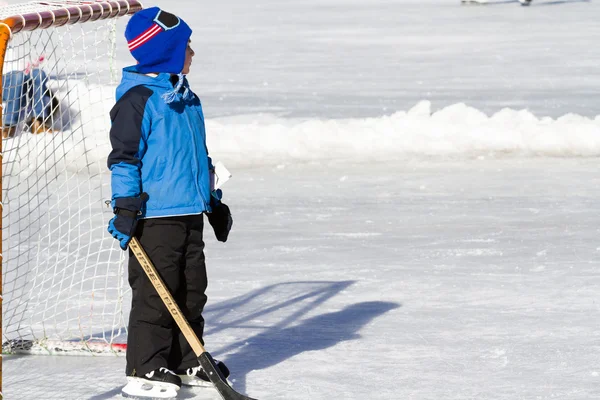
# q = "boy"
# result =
<box><xmin>107</xmin><ymin>7</ymin><xmax>233</xmax><ymax>399</ymax></box>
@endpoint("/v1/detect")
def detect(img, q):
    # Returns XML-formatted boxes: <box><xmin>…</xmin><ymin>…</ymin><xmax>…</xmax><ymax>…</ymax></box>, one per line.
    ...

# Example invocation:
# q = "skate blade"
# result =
<box><xmin>122</xmin><ymin>377</ymin><xmax>179</xmax><ymax>400</ymax></box>
<box><xmin>180</xmin><ymin>375</ymin><xmax>234</xmax><ymax>388</ymax></box>
<box><xmin>180</xmin><ymin>375</ymin><xmax>214</xmax><ymax>388</ymax></box>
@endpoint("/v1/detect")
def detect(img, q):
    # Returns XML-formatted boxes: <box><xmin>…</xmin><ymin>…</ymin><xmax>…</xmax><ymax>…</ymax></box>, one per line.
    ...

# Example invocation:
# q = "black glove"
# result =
<box><xmin>107</xmin><ymin>193</ymin><xmax>148</xmax><ymax>250</ymax></box>
<box><xmin>207</xmin><ymin>195</ymin><xmax>233</xmax><ymax>243</ymax></box>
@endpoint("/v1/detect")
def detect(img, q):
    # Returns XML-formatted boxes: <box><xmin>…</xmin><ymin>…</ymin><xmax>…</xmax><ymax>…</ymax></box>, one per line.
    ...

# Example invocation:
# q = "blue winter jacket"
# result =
<box><xmin>107</xmin><ymin>66</ymin><xmax>213</xmax><ymax>218</ymax></box>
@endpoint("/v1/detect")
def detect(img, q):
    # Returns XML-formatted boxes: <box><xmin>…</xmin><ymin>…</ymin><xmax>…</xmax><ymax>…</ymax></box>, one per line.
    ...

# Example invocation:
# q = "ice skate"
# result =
<box><xmin>121</xmin><ymin>367</ymin><xmax>181</xmax><ymax>399</ymax></box>
<box><xmin>177</xmin><ymin>360</ymin><xmax>230</xmax><ymax>388</ymax></box>
<box><xmin>29</xmin><ymin>117</ymin><xmax>54</xmax><ymax>134</ymax></box>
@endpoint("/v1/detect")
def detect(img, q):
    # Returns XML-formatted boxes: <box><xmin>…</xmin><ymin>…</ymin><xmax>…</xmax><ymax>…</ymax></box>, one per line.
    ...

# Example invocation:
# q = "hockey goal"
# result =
<box><xmin>1</xmin><ymin>0</ymin><xmax>142</xmax><ymax>356</ymax></box>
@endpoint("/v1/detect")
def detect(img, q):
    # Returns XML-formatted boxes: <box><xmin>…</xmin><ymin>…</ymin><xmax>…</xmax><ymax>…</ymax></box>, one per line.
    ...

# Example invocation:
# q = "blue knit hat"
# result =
<box><xmin>125</xmin><ymin>7</ymin><xmax>192</xmax><ymax>75</ymax></box>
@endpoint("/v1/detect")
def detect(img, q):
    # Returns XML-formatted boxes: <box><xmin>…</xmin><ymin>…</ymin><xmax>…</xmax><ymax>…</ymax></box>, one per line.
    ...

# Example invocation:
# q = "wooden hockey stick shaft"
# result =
<box><xmin>128</xmin><ymin>237</ymin><xmax>259</xmax><ymax>400</ymax></box>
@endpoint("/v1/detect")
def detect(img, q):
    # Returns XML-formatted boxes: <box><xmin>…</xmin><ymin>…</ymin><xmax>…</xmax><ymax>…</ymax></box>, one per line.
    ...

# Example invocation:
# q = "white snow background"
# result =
<box><xmin>3</xmin><ymin>0</ymin><xmax>600</xmax><ymax>399</ymax></box>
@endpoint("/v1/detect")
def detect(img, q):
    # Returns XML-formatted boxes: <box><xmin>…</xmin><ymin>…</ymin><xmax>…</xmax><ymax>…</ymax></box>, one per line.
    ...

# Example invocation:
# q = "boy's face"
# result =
<box><xmin>182</xmin><ymin>40</ymin><xmax>195</xmax><ymax>75</ymax></box>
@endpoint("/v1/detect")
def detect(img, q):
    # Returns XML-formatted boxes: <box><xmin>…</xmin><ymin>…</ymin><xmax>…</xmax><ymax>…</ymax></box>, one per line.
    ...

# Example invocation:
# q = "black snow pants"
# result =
<box><xmin>125</xmin><ymin>214</ymin><xmax>208</xmax><ymax>377</ymax></box>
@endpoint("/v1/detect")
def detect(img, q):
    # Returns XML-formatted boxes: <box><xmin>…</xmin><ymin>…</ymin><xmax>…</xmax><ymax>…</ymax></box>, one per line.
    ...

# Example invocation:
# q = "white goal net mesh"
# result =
<box><xmin>2</xmin><ymin>1</ymin><xmax>140</xmax><ymax>355</ymax></box>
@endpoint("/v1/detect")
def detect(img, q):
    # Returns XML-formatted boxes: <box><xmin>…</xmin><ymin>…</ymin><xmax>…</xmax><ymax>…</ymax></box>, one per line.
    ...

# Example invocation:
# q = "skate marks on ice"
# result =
<box><xmin>202</xmin><ymin>281</ymin><xmax>400</xmax><ymax>397</ymax></box>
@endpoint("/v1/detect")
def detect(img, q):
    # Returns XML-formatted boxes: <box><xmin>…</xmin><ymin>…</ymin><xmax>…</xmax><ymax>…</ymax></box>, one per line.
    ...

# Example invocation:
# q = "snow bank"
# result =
<box><xmin>207</xmin><ymin>101</ymin><xmax>600</xmax><ymax>165</ymax></box>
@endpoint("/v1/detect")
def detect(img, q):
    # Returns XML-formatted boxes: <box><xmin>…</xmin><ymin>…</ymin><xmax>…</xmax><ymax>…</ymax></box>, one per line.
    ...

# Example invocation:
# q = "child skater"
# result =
<box><xmin>106</xmin><ymin>7</ymin><xmax>233</xmax><ymax>399</ymax></box>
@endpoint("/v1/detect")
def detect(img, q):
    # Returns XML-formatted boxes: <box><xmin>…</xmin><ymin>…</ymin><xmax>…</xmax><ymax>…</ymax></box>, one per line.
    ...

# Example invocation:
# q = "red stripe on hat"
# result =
<box><xmin>128</xmin><ymin>24</ymin><xmax>160</xmax><ymax>47</ymax></box>
<box><xmin>128</xmin><ymin>24</ymin><xmax>162</xmax><ymax>51</ymax></box>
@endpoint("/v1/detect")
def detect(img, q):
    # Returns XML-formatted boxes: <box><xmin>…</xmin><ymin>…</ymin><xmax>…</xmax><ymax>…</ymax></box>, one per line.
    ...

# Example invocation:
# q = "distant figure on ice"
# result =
<box><xmin>107</xmin><ymin>7</ymin><xmax>233</xmax><ymax>400</ymax></box>
<box><xmin>2</xmin><ymin>52</ymin><xmax>59</xmax><ymax>138</ymax></box>
<box><xmin>461</xmin><ymin>0</ymin><xmax>532</xmax><ymax>5</ymax></box>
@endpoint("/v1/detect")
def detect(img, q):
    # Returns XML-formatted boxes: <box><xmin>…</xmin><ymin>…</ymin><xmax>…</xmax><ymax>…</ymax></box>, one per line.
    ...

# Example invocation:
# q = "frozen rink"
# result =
<box><xmin>4</xmin><ymin>0</ymin><xmax>600</xmax><ymax>399</ymax></box>
<box><xmin>5</xmin><ymin>160</ymin><xmax>600</xmax><ymax>400</ymax></box>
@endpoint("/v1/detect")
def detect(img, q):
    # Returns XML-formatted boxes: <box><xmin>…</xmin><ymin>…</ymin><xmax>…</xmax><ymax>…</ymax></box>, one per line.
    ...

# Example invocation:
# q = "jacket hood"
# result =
<box><xmin>116</xmin><ymin>66</ymin><xmax>182</xmax><ymax>101</ymax></box>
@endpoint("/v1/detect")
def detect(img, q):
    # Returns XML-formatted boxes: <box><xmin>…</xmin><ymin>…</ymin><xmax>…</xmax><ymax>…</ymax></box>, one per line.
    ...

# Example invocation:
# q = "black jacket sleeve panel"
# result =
<box><xmin>107</xmin><ymin>85</ymin><xmax>154</xmax><ymax>170</ymax></box>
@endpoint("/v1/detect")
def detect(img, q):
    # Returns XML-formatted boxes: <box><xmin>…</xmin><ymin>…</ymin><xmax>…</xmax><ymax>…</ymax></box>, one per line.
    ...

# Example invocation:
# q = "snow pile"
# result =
<box><xmin>207</xmin><ymin>101</ymin><xmax>600</xmax><ymax>166</ymax></box>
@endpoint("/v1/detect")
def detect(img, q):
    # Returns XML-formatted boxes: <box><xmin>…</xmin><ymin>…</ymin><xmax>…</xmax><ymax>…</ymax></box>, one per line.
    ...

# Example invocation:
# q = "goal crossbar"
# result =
<box><xmin>1</xmin><ymin>1</ymin><xmax>142</xmax><ymax>34</ymax></box>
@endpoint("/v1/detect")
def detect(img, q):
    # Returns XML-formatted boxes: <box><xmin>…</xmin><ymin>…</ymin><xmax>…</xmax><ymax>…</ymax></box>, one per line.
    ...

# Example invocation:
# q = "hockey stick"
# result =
<box><xmin>129</xmin><ymin>237</ymin><xmax>259</xmax><ymax>400</ymax></box>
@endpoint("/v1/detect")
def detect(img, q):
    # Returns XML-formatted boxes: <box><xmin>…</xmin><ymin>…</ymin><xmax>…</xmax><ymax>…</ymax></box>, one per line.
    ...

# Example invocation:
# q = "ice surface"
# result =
<box><xmin>6</xmin><ymin>160</ymin><xmax>600</xmax><ymax>400</ymax></box>
<box><xmin>3</xmin><ymin>0</ymin><xmax>600</xmax><ymax>399</ymax></box>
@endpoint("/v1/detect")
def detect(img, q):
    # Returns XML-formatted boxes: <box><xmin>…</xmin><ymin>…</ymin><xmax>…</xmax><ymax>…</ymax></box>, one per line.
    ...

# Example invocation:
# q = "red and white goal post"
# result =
<box><xmin>1</xmin><ymin>0</ymin><xmax>143</xmax><ymax>359</ymax></box>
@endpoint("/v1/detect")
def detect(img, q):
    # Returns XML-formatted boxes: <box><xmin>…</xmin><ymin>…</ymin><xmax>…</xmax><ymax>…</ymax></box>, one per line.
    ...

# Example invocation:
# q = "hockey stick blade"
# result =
<box><xmin>198</xmin><ymin>352</ymin><xmax>259</xmax><ymax>400</ymax></box>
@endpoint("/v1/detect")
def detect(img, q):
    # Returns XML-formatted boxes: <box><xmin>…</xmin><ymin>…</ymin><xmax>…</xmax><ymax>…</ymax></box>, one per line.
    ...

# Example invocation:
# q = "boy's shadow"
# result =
<box><xmin>221</xmin><ymin>300</ymin><xmax>400</xmax><ymax>395</ymax></box>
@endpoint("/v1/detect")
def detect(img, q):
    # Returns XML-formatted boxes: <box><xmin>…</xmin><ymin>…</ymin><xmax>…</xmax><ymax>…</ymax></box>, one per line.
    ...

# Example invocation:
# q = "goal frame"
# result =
<box><xmin>0</xmin><ymin>0</ymin><xmax>143</xmax><ymax>367</ymax></box>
